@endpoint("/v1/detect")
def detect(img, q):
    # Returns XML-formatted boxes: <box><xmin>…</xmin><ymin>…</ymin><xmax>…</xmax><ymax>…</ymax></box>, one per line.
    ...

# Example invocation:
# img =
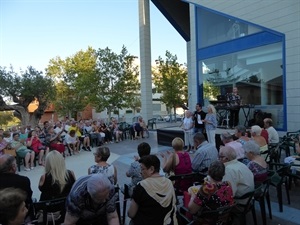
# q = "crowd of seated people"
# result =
<box><xmin>1</xmin><ymin>115</ymin><xmax>287</xmax><ymax>225</ymax></box>
<box><xmin>0</xmin><ymin>118</ymin><xmax>130</xmax><ymax>170</ymax></box>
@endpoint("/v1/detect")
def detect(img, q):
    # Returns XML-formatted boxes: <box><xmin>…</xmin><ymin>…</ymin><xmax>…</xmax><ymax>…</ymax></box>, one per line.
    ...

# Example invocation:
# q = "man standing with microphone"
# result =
<box><xmin>193</xmin><ymin>103</ymin><xmax>207</xmax><ymax>134</ymax></box>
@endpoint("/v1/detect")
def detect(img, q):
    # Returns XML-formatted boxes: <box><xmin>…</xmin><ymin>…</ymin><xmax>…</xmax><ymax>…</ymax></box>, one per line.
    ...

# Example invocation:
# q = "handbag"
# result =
<box><xmin>3</xmin><ymin>148</ymin><xmax>16</xmax><ymax>157</ymax></box>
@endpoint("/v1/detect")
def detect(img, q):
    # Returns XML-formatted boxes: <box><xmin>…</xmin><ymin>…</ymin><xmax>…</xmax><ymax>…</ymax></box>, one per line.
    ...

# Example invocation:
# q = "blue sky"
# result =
<box><xmin>0</xmin><ymin>0</ymin><xmax>187</xmax><ymax>72</ymax></box>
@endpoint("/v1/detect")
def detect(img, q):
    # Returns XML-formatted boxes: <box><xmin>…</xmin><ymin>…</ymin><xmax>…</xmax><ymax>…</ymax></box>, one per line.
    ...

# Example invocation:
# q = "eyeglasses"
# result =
<box><xmin>218</xmin><ymin>155</ymin><xmax>226</xmax><ymax>159</ymax></box>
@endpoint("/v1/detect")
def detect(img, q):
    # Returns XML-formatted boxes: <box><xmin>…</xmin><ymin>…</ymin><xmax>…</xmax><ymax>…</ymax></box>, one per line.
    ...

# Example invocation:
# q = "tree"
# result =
<box><xmin>203</xmin><ymin>80</ymin><xmax>220</xmax><ymax>100</ymax></box>
<box><xmin>153</xmin><ymin>51</ymin><xmax>188</xmax><ymax>117</ymax></box>
<box><xmin>0</xmin><ymin>66</ymin><xmax>56</xmax><ymax>126</ymax></box>
<box><xmin>91</xmin><ymin>46</ymin><xmax>140</xmax><ymax>117</ymax></box>
<box><xmin>46</xmin><ymin>47</ymin><xmax>97</xmax><ymax>118</ymax></box>
<box><xmin>0</xmin><ymin>111</ymin><xmax>15</xmax><ymax>128</ymax></box>
<box><xmin>47</xmin><ymin>46</ymin><xmax>140</xmax><ymax>119</ymax></box>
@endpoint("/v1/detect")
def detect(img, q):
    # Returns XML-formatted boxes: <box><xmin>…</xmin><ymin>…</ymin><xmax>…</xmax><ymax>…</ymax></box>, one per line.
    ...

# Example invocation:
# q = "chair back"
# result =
<box><xmin>196</xmin><ymin>204</ymin><xmax>235</xmax><ymax>225</ymax></box>
<box><xmin>233</xmin><ymin>191</ymin><xmax>257</xmax><ymax>225</ymax></box>
<box><xmin>33</xmin><ymin>197</ymin><xmax>66</xmax><ymax>225</ymax></box>
<box><xmin>177</xmin><ymin>204</ymin><xmax>235</xmax><ymax>225</ymax></box>
<box><xmin>168</xmin><ymin>172</ymin><xmax>206</xmax><ymax>195</ymax></box>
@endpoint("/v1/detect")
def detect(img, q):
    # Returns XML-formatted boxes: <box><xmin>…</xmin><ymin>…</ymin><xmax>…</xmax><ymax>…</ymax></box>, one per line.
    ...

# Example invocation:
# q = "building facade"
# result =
<box><xmin>155</xmin><ymin>0</ymin><xmax>299</xmax><ymax>132</ymax></box>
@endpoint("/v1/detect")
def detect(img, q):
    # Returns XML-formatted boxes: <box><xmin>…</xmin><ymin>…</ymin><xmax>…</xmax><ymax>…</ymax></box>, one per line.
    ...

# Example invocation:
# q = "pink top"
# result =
<box><xmin>174</xmin><ymin>152</ymin><xmax>193</xmax><ymax>193</ymax></box>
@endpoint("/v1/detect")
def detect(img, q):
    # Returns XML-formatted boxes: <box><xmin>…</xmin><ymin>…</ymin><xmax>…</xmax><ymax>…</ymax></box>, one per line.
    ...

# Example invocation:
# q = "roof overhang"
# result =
<box><xmin>151</xmin><ymin>0</ymin><xmax>190</xmax><ymax>42</ymax></box>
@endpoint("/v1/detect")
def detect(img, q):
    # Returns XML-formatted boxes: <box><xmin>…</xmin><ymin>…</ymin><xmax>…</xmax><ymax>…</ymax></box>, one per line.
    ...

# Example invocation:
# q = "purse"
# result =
<box><xmin>3</xmin><ymin>148</ymin><xmax>16</xmax><ymax>157</ymax></box>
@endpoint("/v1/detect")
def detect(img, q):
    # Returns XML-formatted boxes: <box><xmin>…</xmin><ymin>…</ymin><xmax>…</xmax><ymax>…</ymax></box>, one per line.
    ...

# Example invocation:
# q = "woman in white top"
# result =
<box><xmin>182</xmin><ymin>110</ymin><xmax>194</xmax><ymax>152</ymax></box>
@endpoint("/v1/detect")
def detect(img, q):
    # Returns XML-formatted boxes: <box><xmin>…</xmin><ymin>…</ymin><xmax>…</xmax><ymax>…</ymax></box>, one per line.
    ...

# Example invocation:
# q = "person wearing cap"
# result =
<box><xmin>64</xmin><ymin>173</ymin><xmax>119</xmax><ymax>225</ymax></box>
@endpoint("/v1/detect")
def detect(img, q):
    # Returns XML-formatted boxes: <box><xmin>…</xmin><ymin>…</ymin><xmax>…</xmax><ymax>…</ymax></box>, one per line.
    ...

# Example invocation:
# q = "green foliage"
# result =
<box><xmin>0</xmin><ymin>111</ymin><xmax>14</xmax><ymax>127</ymax></box>
<box><xmin>46</xmin><ymin>46</ymin><xmax>140</xmax><ymax>117</ymax></box>
<box><xmin>203</xmin><ymin>80</ymin><xmax>220</xmax><ymax>100</ymax></box>
<box><xmin>152</xmin><ymin>51</ymin><xmax>188</xmax><ymax>113</ymax></box>
<box><xmin>0</xmin><ymin>66</ymin><xmax>56</xmax><ymax>125</ymax></box>
<box><xmin>92</xmin><ymin>46</ymin><xmax>140</xmax><ymax>114</ymax></box>
<box><xmin>46</xmin><ymin>47</ymin><xmax>97</xmax><ymax>117</ymax></box>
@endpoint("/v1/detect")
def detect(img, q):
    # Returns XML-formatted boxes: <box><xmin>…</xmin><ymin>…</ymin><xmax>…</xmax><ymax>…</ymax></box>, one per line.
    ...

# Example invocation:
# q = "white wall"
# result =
<box><xmin>188</xmin><ymin>0</ymin><xmax>300</xmax><ymax>131</ymax></box>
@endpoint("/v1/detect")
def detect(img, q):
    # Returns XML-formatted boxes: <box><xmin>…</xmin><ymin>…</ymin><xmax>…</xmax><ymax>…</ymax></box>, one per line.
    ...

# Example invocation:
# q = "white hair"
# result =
<box><xmin>251</xmin><ymin>125</ymin><xmax>262</xmax><ymax>135</ymax></box>
<box><xmin>87</xmin><ymin>174</ymin><xmax>113</xmax><ymax>198</ymax></box>
<box><xmin>242</xmin><ymin>140</ymin><xmax>261</xmax><ymax>155</ymax></box>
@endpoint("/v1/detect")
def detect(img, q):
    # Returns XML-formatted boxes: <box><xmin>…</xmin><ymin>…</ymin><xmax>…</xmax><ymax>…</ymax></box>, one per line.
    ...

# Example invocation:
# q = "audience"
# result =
<box><xmin>188</xmin><ymin>161</ymin><xmax>234</xmax><ymax>224</ymax></box>
<box><xmin>243</xmin><ymin>140</ymin><xmax>268</xmax><ymax>183</ymax></box>
<box><xmin>191</xmin><ymin>132</ymin><xmax>218</xmax><ymax>174</ymax></box>
<box><xmin>64</xmin><ymin>174</ymin><xmax>119</xmax><ymax>225</ymax></box>
<box><xmin>88</xmin><ymin>147</ymin><xmax>117</xmax><ymax>185</ymax></box>
<box><xmin>126</xmin><ymin>142</ymin><xmax>151</xmax><ymax>197</ymax></box>
<box><xmin>39</xmin><ymin>150</ymin><xmax>76</xmax><ymax>201</ymax></box>
<box><xmin>0</xmin><ymin>187</ymin><xmax>28</xmax><ymax>225</ymax></box>
<box><xmin>128</xmin><ymin>155</ymin><xmax>178</xmax><ymax>225</ymax></box>
<box><xmin>162</xmin><ymin>137</ymin><xmax>192</xmax><ymax>193</ymax></box>
<box><xmin>219</xmin><ymin>146</ymin><xmax>254</xmax><ymax>203</ymax></box>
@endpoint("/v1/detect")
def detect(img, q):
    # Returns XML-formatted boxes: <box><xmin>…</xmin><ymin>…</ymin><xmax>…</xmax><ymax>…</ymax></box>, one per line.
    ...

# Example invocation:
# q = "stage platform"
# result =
<box><xmin>157</xmin><ymin>127</ymin><xmax>235</xmax><ymax>150</ymax></box>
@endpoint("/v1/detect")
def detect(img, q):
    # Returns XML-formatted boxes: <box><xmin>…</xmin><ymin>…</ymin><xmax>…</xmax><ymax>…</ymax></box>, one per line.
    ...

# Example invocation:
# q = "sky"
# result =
<box><xmin>0</xmin><ymin>0</ymin><xmax>187</xmax><ymax>73</ymax></box>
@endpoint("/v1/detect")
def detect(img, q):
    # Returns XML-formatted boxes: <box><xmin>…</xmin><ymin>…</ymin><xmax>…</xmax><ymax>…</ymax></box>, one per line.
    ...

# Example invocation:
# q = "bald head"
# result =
<box><xmin>0</xmin><ymin>154</ymin><xmax>16</xmax><ymax>174</ymax></box>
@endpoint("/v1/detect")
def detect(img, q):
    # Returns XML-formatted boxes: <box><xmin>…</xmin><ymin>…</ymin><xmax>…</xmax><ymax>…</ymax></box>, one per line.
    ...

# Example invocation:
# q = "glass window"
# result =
<box><xmin>201</xmin><ymin>42</ymin><xmax>284</xmax><ymax>129</ymax></box>
<box><xmin>197</xmin><ymin>7</ymin><xmax>262</xmax><ymax>48</ymax></box>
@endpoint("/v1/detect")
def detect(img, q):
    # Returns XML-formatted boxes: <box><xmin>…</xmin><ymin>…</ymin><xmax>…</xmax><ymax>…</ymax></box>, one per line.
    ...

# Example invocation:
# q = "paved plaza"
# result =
<box><xmin>19</xmin><ymin>122</ymin><xmax>300</xmax><ymax>225</ymax></box>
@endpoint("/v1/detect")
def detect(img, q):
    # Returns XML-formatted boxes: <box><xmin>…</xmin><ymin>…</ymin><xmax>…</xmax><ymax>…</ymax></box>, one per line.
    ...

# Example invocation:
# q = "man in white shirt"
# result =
<box><xmin>264</xmin><ymin>118</ymin><xmax>279</xmax><ymax>144</ymax></box>
<box><xmin>219</xmin><ymin>145</ymin><xmax>254</xmax><ymax>203</ymax></box>
<box><xmin>54</xmin><ymin>121</ymin><xmax>67</xmax><ymax>142</ymax></box>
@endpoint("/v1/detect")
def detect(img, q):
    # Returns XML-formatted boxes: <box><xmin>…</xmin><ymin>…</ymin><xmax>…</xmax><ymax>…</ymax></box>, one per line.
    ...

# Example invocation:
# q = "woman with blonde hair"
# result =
<box><xmin>38</xmin><ymin>150</ymin><xmax>76</xmax><ymax>201</ymax></box>
<box><xmin>88</xmin><ymin>146</ymin><xmax>117</xmax><ymax>185</ymax></box>
<box><xmin>203</xmin><ymin>104</ymin><xmax>218</xmax><ymax>146</ymax></box>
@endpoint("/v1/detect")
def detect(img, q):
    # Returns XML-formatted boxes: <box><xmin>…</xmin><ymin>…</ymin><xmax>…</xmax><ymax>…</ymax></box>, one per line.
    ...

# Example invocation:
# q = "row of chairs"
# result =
<box><xmin>29</xmin><ymin>185</ymin><xmax>128</xmax><ymax>225</ymax></box>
